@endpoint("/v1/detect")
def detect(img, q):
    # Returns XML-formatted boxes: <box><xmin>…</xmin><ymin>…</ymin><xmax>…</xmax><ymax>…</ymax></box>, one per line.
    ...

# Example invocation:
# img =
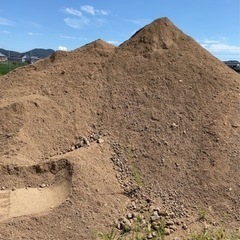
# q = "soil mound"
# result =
<box><xmin>0</xmin><ymin>17</ymin><xmax>239</xmax><ymax>239</ymax></box>
<box><xmin>120</xmin><ymin>17</ymin><xmax>189</xmax><ymax>52</ymax></box>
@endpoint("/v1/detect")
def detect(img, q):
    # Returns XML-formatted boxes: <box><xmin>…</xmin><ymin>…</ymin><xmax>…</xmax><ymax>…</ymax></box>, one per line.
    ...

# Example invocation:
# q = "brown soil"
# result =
<box><xmin>0</xmin><ymin>17</ymin><xmax>239</xmax><ymax>239</ymax></box>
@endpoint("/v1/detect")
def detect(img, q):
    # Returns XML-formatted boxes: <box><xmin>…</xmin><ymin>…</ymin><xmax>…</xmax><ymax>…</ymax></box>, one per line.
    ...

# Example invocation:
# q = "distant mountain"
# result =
<box><xmin>24</xmin><ymin>48</ymin><xmax>55</xmax><ymax>58</ymax></box>
<box><xmin>0</xmin><ymin>48</ymin><xmax>54</xmax><ymax>61</ymax></box>
<box><xmin>0</xmin><ymin>49</ymin><xmax>20</xmax><ymax>59</ymax></box>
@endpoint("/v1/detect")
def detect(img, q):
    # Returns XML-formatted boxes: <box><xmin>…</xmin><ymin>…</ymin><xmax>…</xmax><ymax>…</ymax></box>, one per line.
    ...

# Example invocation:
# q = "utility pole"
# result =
<box><xmin>8</xmin><ymin>50</ymin><xmax>10</xmax><ymax>72</ymax></box>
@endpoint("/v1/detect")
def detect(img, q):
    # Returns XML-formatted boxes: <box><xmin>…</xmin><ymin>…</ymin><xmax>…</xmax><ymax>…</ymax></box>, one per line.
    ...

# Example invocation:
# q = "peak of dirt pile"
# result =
<box><xmin>49</xmin><ymin>39</ymin><xmax>115</xmax><ymax>64</ymax></box>
<box><xmin>79</xmin><ymin>39</ymin><xmax>116</xmax><ymax>52</ymax></box>
<box><xmin>0</xmin><ymin>17</ymin><xmax>239</xmax><ymax>239</ymax></box>
<box><xmin>120</xmin><ymin>17</ymin><xmax>190</xmax><ymax>52</ymax></box>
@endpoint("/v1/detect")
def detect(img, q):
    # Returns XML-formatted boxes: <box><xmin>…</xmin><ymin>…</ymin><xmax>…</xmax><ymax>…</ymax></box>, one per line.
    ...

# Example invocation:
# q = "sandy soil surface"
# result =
<box><xmin>0</xmin><ymin>17</ymin><xmax>239</xmax><ymax>239</ymax></box>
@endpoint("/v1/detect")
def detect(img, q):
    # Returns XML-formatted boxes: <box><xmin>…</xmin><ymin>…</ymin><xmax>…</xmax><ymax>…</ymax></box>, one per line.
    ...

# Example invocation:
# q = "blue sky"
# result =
<box><xmin>0</xmin><ymin>0</ymin><xmax>239</xmax><ymax>60</ymax></box>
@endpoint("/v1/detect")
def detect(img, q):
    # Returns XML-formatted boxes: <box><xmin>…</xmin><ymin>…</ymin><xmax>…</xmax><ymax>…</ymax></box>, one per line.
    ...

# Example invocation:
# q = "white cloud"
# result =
<box><xmin>27</xmin><ymin>32</ymin><xmax>41</xmax><ymax>36</ymax></box>
<box><xmin>95</xmin><ymin>18</ymin><xmax>106</xmax><ymax>26</ymax></box>
<box><xmin>0</xmin><ymin>17</ymin><xmax>14</xmax><ymax>26</ymax></box>
<box><xmin>107</xmin><ymin>40</ymin><xmax>119</xmax><ymax>45</ymax></box>
<box><xmin>58</xmin><ymin>46</ymin><xmax>68</xmax><ymax>51</ymax></box>
<box><xmin>200</xmin><ymin>39</ymin><xmax>240</xmax><ymax>53</ymax></box>
<box><xmin>81</xmin><ymin>5</ymin><xmax>95</xmax><ymax>15</ymax></box>
<box><xmin>1</xmin><ymin>30</ymin><xmax>10</xmax><ymax>34</ymax></box>
<box><xmin>199</xmin><ymin>39</ymin><xmax>240</xmax><ymax>60</ymax></box>
<box><xmin>62</xmin><ymin>5</ymin><xmax>109</xmax><ymax>29</ymax></box>
<box><xmin>64</xmin><ymin>17</ymin><xmax>90</xmax><ymax>29</ymax></box>
<box><xmin>98</xmin><ymin>10</ymin><xmax>108</xmax><ymax>15</ymax></box>
<box><xmin>204</xmin><ymin>43</ymin><xmax>240</xmax><ymax>53</ymax></box>
<box><xmin>61</xmin><ymin>35</ymin><xmax>76</xmax><ymax>39</ymax></box>
<box><xmin>60</xmin><ymin>35</ymin><xmax>87</xmax><ymax>40</ymax></box>
<box><xmin>63</xmin><ymin>8</ymin><xmax>82</xmax><ymax>17</ymax></box>
<box><xmin>201</xmin><ymin>40</ymin><xmax>220</xmax><ymax>44</ymax></box>
<box><xmin>80</xmin><ymin>5</ymin><xmax>109</xmax><ymax>16</ymax></box>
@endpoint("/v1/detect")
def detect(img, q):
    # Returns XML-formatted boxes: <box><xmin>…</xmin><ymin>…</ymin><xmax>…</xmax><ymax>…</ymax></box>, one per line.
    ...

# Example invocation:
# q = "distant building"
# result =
<box><xmin>0</xmin><ymin>53</ymin><xmax>7</xmax><ymax>62</ymax></box>
<box><xmin>30</xmin><ymin>56</ymin><xmax>40</xmax><ymax>63</ymax></box>
<box><xmin>21</xmin><ymin>54</ymin><xmax>31</xmax><ymax>63</ymax></box>
<box><xmin>22</xmin><ymin>54</ymin><xmax>40</xmax><ymax>64</ymax></box>
<box><xmin>223</xmin><ymin>60</ymin><xmax>240</xmax><ymax>72</ymax></box>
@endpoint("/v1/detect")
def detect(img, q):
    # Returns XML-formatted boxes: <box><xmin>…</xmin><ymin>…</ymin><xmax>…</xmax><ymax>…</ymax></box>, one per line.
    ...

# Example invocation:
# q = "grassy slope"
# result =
<box><xmin>0</xmin><ymin>62</ymin><xmax>27</xmax><ymax>76</ymax></box>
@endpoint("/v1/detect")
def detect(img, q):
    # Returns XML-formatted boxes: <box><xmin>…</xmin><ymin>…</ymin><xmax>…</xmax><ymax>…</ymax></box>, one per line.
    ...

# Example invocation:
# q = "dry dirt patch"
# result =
<box><xmin>0</xmin><ymin>17</ymin><xmax>239</xmax><ymax>239</ymax></box>
<box><xmin>0</xmin><ymin>159</ymin><xmax>73</xmax><ymax>222</ymax></box>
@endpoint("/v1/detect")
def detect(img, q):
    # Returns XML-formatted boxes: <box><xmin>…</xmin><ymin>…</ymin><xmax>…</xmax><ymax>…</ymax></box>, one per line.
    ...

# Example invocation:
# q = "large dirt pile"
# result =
<box><xmin>0</xmin><ymin>17</ymin><xmax>239</xmax><ymax>239</ymax></box>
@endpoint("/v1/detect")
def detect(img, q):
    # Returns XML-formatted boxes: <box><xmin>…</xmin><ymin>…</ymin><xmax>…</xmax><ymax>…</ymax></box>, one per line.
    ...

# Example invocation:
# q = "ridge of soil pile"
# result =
<box><xmin>0</xmin><ymin>17</ymin><xmax>239</xmax><ymax>239</ymax></box>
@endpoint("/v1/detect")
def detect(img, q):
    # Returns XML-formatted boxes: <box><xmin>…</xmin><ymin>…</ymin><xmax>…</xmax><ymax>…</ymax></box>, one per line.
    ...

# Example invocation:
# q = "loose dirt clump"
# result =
<box><xmin>0</xmin><ymin>17</ymin><xmax>239</xmax><ymax>239</ymax></box>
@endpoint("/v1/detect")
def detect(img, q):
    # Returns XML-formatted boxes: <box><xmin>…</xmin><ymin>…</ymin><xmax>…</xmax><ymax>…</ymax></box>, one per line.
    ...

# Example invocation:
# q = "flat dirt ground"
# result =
<box><xmin>0</xmin><ymin>18</ymin><xmax>239</xmax><ymax>239</ymax></box>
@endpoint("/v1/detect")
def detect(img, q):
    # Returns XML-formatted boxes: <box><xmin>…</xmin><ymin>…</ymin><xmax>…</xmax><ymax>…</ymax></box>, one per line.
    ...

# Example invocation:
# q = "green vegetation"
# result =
<box><xmin>97</xmin><ymin>213</ymin><xmax>167</xmax><ymax>240</ymax></box>
<box><xmin>131</xmin><ymin>163</ymin><xmax>143</xmax><ymax>190</ymax></box>
<box><xmin>188</xmin><ymin>206</ymin><xmax>240</xmax><ymax>240</ymax></box>
<box><xmin>97</xmin><ymin>228</ymin><xmax>121</xmax><ymax>240</ymax></box>
<box><xmin>0</xmin><ymin>61</ymin><xmax>27</xmax><ymax>76</ymax></box>
<box><xmin>127</xmin><ymin>145</ymin><xmax>143</xmax><ymax>191</ymax></box>
<box><xmin>198</xmin><ymin>206</ymin><xmax>209</xmax><ymax>222</ymax></box>
<box><xmin>97</xmin><ymin>205</ymin><xmax>240</xmax><ymax>240</ymax></box>
<box><xmin>98</xmin><ymin>223</ymin><xmax>240</xmax><ymax>240</ymax></box>
<box><xmin>188</xmin><ymin>227</ymin><xmax>240</xmax><ymax>240</ymax></box>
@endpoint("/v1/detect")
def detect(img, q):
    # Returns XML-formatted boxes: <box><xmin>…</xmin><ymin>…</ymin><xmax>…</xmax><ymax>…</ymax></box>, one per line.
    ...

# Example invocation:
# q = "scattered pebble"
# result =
<box><xmin>171</xmin><ymin>123</ymin><xmax>178</xmax><ymax>128</ymax></box>
<box><xmin>97</xmin><ymin>138</ymin><xmax>104</xmax><ymax>144</ymax></box>
<box><xmin>182</xmin><ymin>223</ymin><xmax>188</xmax><ymax>230</ymax></box>
<box><xmin>164</xmin><ymin>228</ymin><xmax>171</xmax><ymax>235</ymax></box>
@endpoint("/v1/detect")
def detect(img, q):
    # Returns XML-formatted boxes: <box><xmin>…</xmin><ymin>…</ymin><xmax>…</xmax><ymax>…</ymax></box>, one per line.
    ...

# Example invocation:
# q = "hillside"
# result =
<box><xmin>24</xmin><ymin>48</ymin><xmax>54</xmax><ymax>58</ymax></box>
<box><xmin>0</xmin><ymin>48</ymin><xmax>54</xmax><ymax>60</ymax></box>
<box><xmin>0</xmin><ymin>49</ymin><xmax>20</xmax><ymax>59</ymax></box>
<box><xmin>0</xmin><ymin>17</ymin><xmax>239</xmax><ymax>240</ymax></box>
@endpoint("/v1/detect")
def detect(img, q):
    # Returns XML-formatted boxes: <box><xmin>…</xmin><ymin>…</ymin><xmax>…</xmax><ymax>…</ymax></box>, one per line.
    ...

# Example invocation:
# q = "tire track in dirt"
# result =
<box><xmin>0</xmin><ymin>191</ymin><xmax>10</xmax><ymax>220</ymax></box>
<box><xmin>0</xmin><ymin>159</ymin><xmax>73</xmax><ymax>222</ymax></box>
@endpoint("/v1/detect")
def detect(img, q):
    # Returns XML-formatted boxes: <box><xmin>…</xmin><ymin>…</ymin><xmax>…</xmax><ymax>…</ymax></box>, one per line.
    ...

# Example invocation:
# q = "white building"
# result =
<box><xmin>0</xmin><ymin>53</ymin><xmax>7</xmax><ymax>62</ymax></box>
<box><xmin>22</xmin><ymin>54</ymin><xmax>40</xmax><ymax>63</ymax></box>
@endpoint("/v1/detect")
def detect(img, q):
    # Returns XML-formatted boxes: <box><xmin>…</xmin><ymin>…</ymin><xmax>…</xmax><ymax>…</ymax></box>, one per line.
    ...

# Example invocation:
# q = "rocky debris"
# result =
<box><xmin>83</xmin><ymin>137</ymin><xmax>90</xmax><ymax>146</ymax></box>
<box><xmin>231</xmin><ymin>123</ymin><xmax>239</xmax><ymax>128</ymax></box>
<box><xmin>0</xmin><ymin>16</ymin><xmax>239</xmax><ymax>240</ymax></box>
<box><xmin>114</xmin><ymin>203</ymin><xmax>190</xmax><ymax>239</ymax></box>
<box><xmin>39</xmin><ymin>183</ymin><xmax>47</xmax><ymax>188</ymax></box>
<box><xmin>110</xmin><ymin>142</ymin><xmax>191</xmax><ymax>227</ymax></box>
<box><xmin>97</xmin><ymin>138</ymin><xmax>104</xmax><ymax>144</ymax></box>
<box><xmin>111</xmin><ymin>144</ymin><xmax>144</xmax><ymax>199</ymax></box>
<box><xmin>109</xmin><ymin>141</ymin><xmax>195</xmax><ymax>238</ymax></box>
<box><xmin>171</xmin><ymin>122</ymin><xmax>178</xmax><ymax>128</ymax></box>
<box><xmin>46</xmin><ymin>132</ymin><xmax>108</xmax><ymax>159</ymax></box>
<box><xmin>74</xmin><ymin>137</ymin><xmax>89</xmax><ymax>149</ymax></box>
<box><xmin>89</xmin><ymin>132</ymin><xmax>101</xmax><ymax>141</ymax></box>
<box><xmin>164</xmin><ymin>228</ymin><xmax>171</xmax><ymax>235</ymax></box>
<box><xmin>182</xmin><ymin>223</ymin><xmax>188</xmax><ymax>230</ymax></box>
